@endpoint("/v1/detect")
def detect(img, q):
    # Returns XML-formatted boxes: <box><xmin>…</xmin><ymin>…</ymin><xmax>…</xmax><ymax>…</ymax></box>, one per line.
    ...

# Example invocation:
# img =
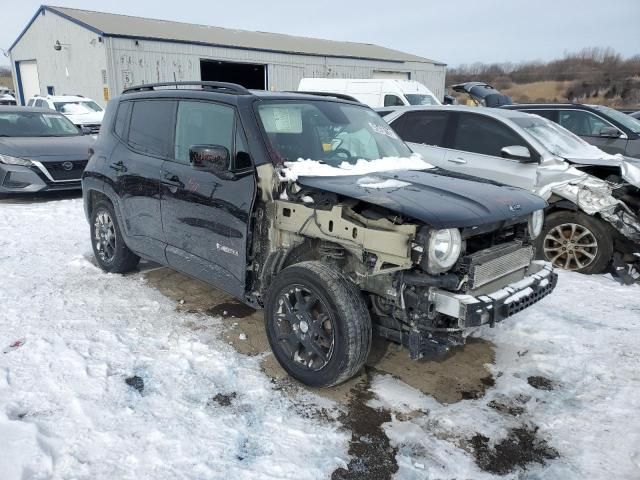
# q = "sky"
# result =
<box><xmin>1</xmin><ymin>0</ymin><xmax>639</xmax><ymax>67</ymax></box>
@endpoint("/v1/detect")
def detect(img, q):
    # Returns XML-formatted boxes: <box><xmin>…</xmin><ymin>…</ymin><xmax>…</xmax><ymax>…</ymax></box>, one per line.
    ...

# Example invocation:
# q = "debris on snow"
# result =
<box><xmin>125</xmin><ymin>375</ymin><xmax>145</xmax><ymax>394</ymax></box>
<box><xmin>3</xmin><ymin>338</ymin><xmax>25</xmax><ymax>354</ymax></box>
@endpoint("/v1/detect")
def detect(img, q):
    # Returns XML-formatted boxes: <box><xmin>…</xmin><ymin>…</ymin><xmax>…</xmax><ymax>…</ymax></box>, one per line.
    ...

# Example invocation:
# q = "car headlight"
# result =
<box><xmin>0</xmin><ymin>153</ymin><xmax>33</xmax><ymax>167</ymax></box>
<box><xmin>427</xmin><ymin>228</ymin><xmax>462</xmax><ymax>274</ymax></box>
<box><xmin>528</xmin><ymin>209</ymin><xmax>544</xmax><ymax>240</ymax></box>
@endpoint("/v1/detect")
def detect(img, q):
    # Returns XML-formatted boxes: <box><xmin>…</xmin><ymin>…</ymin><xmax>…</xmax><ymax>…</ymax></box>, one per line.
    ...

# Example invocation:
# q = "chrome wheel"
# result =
<box><xmin>543</xmin><ymin>222</ymin><xmax>598</xmax><ymax>271</ymax></box>
<box><xmin>273</xmin><ymin>285</ymin><xmax>335</xmax><ymax>371</ymax></box>
<box><xmin>94</xmin><ymin>210</ymin><xmax>116</xmax><ymax>263</ymax></box>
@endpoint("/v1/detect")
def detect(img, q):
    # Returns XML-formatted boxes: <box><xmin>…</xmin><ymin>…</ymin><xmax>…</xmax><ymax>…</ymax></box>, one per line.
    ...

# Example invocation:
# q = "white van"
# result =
<box><xmin>297</xmin><ymin>78</ymin><xmax>441</xmax><ymax>108</ymax></box>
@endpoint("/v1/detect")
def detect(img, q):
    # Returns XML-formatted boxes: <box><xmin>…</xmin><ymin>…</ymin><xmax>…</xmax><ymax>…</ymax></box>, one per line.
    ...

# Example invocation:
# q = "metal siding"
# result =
<box><xmin>107</xmin><ymin>38</ymin><xmax>445</xmax><ymax>99</ymax></box>
<box><xmin>9</xmin><ymin>9</ymin><xmax>109</xmax><ymax>106</ymax></box>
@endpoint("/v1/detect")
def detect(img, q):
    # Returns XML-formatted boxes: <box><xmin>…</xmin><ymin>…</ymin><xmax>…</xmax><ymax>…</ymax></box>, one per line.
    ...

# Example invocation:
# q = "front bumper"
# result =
<box><xmin>0</xmin><ymin>163</ymin><xmax>81</xmax><ymax>193</ymax></box>
<box><xmin>431</xmin><ymin>261</ymin><xmax>557</xmax><ymax>327</ymax></box>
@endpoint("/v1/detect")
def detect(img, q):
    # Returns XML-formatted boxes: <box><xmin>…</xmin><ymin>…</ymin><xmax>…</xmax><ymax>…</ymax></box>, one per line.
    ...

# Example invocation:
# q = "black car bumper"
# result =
<box><xmin>431</xmin><ymin>261</ymin><xmax>557</xmax><ymax>327</ymax></box>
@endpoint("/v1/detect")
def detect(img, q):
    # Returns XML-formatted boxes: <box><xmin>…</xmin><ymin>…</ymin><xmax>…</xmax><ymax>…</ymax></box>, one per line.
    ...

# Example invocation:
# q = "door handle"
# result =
<box><xmin>109</xmin><ymin>160</ymin><xmax>127</xmax><ymax>172</ymax></box>
<box><xmin>448</xmin><ymin>157</ymin><xmax>467</xmax><ymax>165</ymax></box>
<box><xmin>162</xmin><ymin>173</ymin><xmax>184</xmax><ymax>190</ymax></box>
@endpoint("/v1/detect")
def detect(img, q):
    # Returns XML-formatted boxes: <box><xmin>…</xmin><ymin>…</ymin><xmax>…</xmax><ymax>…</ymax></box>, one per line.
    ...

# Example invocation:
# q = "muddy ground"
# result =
<box><xmin>143</xmin><ymin>266</ymin><xmax>547</xmax><ymax>478</ymax></box>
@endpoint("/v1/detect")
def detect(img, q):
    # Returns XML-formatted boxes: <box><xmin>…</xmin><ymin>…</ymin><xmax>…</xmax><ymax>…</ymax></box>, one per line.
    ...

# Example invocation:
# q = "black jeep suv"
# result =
<box><xmin>82</xmin><ymin>81</ymin><xmax>557</xmax><ymax>387</ymax></box>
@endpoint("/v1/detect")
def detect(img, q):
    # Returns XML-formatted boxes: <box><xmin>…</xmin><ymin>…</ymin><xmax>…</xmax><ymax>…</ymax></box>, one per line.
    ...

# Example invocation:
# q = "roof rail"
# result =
<box><xmin>290</xmin><ymin>91</ymin><xmax>361</xmax><ymax>103</ymax></box>
<box><xmin>122</xmin><ymin>81</ymin><xmax>252</xmax><ymax>95</ymax></box>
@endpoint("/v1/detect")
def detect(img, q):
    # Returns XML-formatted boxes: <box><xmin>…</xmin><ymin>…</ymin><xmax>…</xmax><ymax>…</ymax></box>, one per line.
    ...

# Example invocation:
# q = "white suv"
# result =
<box><xmin>27</xmin><ymin>95</ymin><xmax>104</xmax><ymax>134</ymax></box>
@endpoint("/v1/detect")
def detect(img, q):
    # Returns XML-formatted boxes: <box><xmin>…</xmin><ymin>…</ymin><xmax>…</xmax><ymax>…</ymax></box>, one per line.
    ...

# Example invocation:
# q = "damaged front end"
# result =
<box><xmin>545</xmin><ymin>166</ymin><xmax>640</xmax><ymax>251</ymax></box>
<box><xmin>251</xmin><ymin>163</ymin><xmax>558</xmax><ymax>361</ymax></box>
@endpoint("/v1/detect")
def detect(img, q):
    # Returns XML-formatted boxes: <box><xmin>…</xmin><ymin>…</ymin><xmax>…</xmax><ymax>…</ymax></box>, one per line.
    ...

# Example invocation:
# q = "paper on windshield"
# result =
<box><xmin>259</xmin><ymin>106</ymin><xmax>303</xmax><ymax>134</ymax></box>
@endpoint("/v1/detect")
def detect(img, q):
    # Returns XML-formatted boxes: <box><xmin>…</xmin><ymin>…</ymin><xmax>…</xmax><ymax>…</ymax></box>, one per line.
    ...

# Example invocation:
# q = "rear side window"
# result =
<box><xmin>453</xmin><ymin>113</ymin><xmax>527</xmax><ymax>157</ymax></box>
<box><xmin>113</xmin><ymin>101</ymin><xmax>132</xmax><ymax>139</ymax></box>
<box><xmin>27</xmin><ymin>99</ymin><xmax>35</xmax><ymax>106</ymax></box>
<box><xmin>128</xmin><ymin>100</ymin><xmax>176</xmax><ymax>158</ymax></box>
<box><xmin>393</xmin><ymin>111</ymin><xmax>450</xmax><ymax>146</ymax></box>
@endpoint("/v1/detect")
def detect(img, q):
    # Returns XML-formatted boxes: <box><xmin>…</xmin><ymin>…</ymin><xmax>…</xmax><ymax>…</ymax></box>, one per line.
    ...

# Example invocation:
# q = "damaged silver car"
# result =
<box><xmin>384</xmin><ymin>106</ymin><xmax>640</xmax><ymax>277</ymax></box>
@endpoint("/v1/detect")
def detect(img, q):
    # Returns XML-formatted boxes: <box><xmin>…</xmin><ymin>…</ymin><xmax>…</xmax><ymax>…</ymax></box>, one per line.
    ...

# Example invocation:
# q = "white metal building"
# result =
<box><xmin>9</xmin><ymin>5</ymin><xmax>446</xmax><ymax>107</ymax></box>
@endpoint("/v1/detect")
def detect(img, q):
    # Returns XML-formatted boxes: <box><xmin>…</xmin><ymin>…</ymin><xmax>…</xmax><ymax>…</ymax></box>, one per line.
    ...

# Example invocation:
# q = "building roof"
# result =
<box><xmin>12</xmin><ymin>5</ymin><xmax>444</xmax><ymax>65</ymax></box>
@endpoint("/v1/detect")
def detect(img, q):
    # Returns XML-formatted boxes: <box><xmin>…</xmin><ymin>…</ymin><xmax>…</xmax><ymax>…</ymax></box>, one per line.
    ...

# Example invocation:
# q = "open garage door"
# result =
<box><xmin>200</xmin><ymin>59</ymin><xmax>266</xmax><ymax>90</ymax></box>
<box><xmin>17</xmin><ymin>60</ymin><xmax>41</xmax><ymax>105</ymax></box>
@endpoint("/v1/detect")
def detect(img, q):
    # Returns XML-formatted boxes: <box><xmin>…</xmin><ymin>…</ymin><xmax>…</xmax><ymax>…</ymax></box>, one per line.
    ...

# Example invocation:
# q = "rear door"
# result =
<box><xmin>161</xmin><ymin>99</ymin><xmax>255</xmax><ymax>297</ymax></box>
<box><xmin>444</xmin><ymin>112</ymin><xmax>538</xmax><ymax>191</ymax></box>
<box><xmin>112</xmin><ymin>99</ymin><xmax>174</xmax><ymax>261</ymax></box>
<box><xmin>390</xmin><ymin>110</ymin><xmax>452</xmax><ymax>166</ymax></box>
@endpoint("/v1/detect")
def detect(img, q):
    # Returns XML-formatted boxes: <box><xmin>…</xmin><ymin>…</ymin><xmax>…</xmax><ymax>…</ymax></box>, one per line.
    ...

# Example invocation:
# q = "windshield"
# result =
<box><xmin>53</xmin><ymin>101</ymin><xmax>103</xmax><ymax>115</ymax></box>
<box><xmin>512</xmin><ymin>115</ymin><xmax>610</xmax><ymax>159</ymax></box>
<box><xmin>591</xmin><ymin>105</ymin><xmax>640</xmax><ymax>134</ymax></box>
<box><xmin>0</xmin><ymin>112</ymin><xmax>80</xmax><ymax>137</ymax></box>
<box><xmin>405</xmin><ymin>94</ymin><xmax>439</xmax><ymax>106</ymax></box>
<box><xmin>257</xmin><ymin>100</ymin><xmax>412</xmax><ymax>165</ymax></box>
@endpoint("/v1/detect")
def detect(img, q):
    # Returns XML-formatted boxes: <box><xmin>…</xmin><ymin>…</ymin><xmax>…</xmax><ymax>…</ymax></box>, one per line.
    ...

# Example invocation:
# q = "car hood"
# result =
<box><xmin>296</xmin><ymin>168</ymin><xmax>546</xmax><ymax>229</ymax></box>
<box><xmin>64</xmin><ymin>111</ymin><xmax>104</xmax><ymax>125</ymax></box>
<box><xmin>563</xmin><ymin>154</ymin><xmax>640</xmax><ymax>188</ymax></box>
<box><xmin>0</xmin><ymin>136</ymin><xmax>95</xmax><ymax>162</ymax></box>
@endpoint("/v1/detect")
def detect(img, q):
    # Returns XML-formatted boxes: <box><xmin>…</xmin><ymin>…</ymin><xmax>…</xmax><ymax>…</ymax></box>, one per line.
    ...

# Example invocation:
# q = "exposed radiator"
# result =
<box><xmin>463</xmin><ymin>242</ymin><xmax>534</xmax><ymax>289</ymax></box>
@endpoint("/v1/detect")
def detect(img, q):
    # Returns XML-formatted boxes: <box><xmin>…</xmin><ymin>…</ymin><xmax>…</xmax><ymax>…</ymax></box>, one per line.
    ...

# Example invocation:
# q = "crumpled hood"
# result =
<box><xmin>64</xmin><ymin>111</ymin><xmax>104</xmax><ymax>125</ymax></box>
<box><xmin>0</xmin><ymin>136</ymin><xmax>95</xmax><ymax>162</ymax></box>
<box><xmin>296</xmin><ymin>168</ymin><xmax>546</xmax><ymax>229</ymax></box>
<box><xmin>563</xmin><ymin>154</ymin><xmax>640</xmax><ymax>188</ymax></box>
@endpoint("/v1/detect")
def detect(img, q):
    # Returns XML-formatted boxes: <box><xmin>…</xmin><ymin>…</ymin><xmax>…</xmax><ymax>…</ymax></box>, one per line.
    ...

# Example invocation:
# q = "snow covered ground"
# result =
<box><xmin>1</xmin><ymin>197</ymin><xmax>639</xmax><ymax>480</ymax></box>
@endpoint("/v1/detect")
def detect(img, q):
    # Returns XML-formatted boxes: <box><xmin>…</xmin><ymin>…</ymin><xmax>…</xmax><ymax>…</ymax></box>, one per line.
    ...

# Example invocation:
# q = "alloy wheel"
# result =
<box><xmin>94</xmin><ymin>210</ymin><xmax>116</xmax><ymax>263</ymax></box>
<box><xmin>273</xmin><ymin>285</ymin><xmax>335</xmax><ymax>371</ymax></box>
<box><xmin>543</xmin><ymin>222</ymin><xmax>598</xmax><ymax>271</ymax></box>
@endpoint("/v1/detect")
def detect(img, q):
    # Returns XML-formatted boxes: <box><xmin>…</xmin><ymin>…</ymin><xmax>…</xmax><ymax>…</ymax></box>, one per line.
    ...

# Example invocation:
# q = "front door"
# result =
<box><xmin>557</xmin><ymin>109</ymin><xmax>629</xmax><ymax>156</ymax></box>
<box><xmin>161</xmin><ymin>99</ymin><xmax>255</xmax><ymax>297</ymax></box>
<box><xmin>112</xmin><ymin>99</ymin><xmax>175</xmax><ymax>261</ymax></box>
<box><xmin>444</xmin><ymin>112</ymin><xmax>538</xmax><ymax>191</ymax></box>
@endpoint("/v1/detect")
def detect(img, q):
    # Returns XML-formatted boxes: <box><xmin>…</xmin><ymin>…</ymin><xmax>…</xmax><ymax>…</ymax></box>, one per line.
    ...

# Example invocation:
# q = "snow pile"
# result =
<box><xmin>356</xmin><ymin>177</ymin><xmax>411</xmax><ymax>189</ymax></box>
<box><xmin>0</xmin><ymin>199</ymin><xmax>347</xmax><ymax>480</ymax></box>
<box><xmin>371</xmin><ymin>270</ymin><xmax>640</xmax><ymax>479</ymax></box>
<box><xmin>279</xmin><ymin>154</ymin><xmax>433</xmax><ymax>181</ymax></box>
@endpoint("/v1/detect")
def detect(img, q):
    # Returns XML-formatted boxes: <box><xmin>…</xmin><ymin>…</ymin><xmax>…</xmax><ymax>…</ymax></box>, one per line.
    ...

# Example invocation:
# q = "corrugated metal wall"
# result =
<box><xmin>9</xmin><ymin>9</ymin><xmax>109</xmax><ymax>105</ymax></box>
<box><xmin>107</xmin><ymin>37</ymin><xmax>446</xmax><ymax>100</ymax></box>
<box><xmin>9</xmin><ymin>11</ymin><xmax>446</xmax><ymax>106</ymax></box>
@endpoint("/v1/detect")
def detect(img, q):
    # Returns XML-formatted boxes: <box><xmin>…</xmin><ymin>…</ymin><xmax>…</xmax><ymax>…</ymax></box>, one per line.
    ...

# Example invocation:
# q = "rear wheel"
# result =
<box><xmin>536</xmin><ymin>210</ymin><xmax>613</xmax><ymax>274</ymax></box>
<box><xmin>265</xmin><ymin>261</ymin><xmax>371</xmax><ymax>387</ymax></box>
<box><xmin>90</xmin><ymin>200</ymin><xmax>140</xmax><ymax>273</ymax></box>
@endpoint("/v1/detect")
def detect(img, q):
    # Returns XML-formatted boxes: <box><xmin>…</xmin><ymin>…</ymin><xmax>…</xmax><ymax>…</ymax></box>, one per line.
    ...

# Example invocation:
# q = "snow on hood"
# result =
<box><xmin>64</xmin><ymin>111</ymin><xmax>104</xmax><ymax>125</ymax></box>
<box><xmin>279</xmin><ymin>154</ymin><xmax>434</xmax><ymax>182</ymax></box>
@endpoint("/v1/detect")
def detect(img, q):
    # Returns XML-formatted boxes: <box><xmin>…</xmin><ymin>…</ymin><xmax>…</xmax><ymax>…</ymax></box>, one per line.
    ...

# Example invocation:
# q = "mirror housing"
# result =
<box><xmin>189</xmin><ymin>145</ymin><xmax>231</xmax><ymax>174</ymax></box>
<box><xmin>599</xmin><ymin>126</ymin><xmax>622</xmax><ymax>138</ymax></box>
<box><xmin>501</xmin><ymin>145</ymin><xmax>533</xmax><ymax>162</ymax></box>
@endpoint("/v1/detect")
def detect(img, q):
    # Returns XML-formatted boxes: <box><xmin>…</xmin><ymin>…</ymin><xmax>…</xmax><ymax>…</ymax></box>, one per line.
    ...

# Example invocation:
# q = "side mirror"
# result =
<box><xmin>80</xmin><ymin>125</ymin><xmax>92</xmax><ymax>135</ymax></box>
<box><xmin>501</xmin><ymin>145</ymin><xmax>533</xmax><ymax>162</ymax></box>
<box><xmin>599</xmin><ymin>126</ymin><xmax>621</xmax><ymax>138</ymax></box>
<box><xmin>189</xmin><ymin>145</ymin><xmax>231</xmax><ymax>174</ymax></box>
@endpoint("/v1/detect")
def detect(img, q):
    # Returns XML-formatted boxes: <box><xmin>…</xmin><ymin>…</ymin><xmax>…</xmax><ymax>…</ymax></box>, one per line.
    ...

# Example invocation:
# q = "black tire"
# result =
<box><xmin>90</xmin><ymin>200</ymin><xmax>140</xmax><ymax>273</ymax></box>
<box><xmin>265</xmin><ymin>261</ymin><xmax>372</xmax><ymax>387</ymax></box>
<box><xmin>535</xmin><ymin>210</ymin><xmax>613</xmax><ymax>274</ymax></box>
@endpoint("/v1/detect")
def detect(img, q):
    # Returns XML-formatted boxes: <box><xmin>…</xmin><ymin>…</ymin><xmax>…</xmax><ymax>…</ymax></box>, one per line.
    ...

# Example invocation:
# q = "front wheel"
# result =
<box><xmin>536</xmin><ymin>210</ymin><xmax>613</xmax><ymax>274</ymax></box>
<box><xmin>265</xmin><ymin>261</ymin><xmax>372</xmax><ymax>387</ymax></box>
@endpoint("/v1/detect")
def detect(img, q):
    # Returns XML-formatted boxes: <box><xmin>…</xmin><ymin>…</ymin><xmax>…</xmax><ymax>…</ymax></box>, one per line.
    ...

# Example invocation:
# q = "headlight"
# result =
<box><xmin>427</xmin><ymin>228</ymin><xmax>462</xmax><ymax>274</ymax></box>
<box><xmin>528</xmin><ymin>209</ymin><xmax>544</xmax><ymax>240</ymax></box>
<box><xmin>0</xmin><ymin>153</ymin><xmax>33</xmax><ymax>167</ymax></box>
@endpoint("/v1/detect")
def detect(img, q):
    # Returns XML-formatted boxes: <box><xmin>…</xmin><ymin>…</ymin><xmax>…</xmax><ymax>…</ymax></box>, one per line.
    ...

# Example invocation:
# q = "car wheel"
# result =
<box><xmin>90</xmin><ymin>200</ymin><xmax>140</xmax><ymax>273</ymax></box>
<box><xmin>265</xmin><ymin>261</ymin><xmax>372</xmax><ymax>387</ymax></box>
<box><xmin>536</xmin><ymin>210</ymin><xmax>613</xmax><ymax>274</ymax></box>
